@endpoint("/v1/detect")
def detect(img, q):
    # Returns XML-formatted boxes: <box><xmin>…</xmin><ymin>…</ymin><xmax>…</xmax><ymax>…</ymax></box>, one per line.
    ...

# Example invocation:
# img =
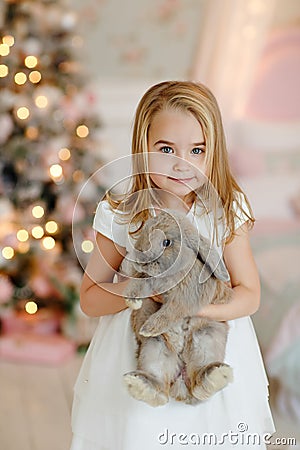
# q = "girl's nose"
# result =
<box><xmin>173</xmin><ymin>157</ymin><xmax>191</xmax><ymax>172</ymax></box>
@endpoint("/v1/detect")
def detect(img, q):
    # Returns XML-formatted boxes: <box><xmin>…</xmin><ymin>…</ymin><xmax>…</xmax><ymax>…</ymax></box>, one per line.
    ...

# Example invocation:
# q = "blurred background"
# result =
<box><xmin>0</xmin><ymin>0</ymin><xmax>300</xmax><ymax>449</ymax></box>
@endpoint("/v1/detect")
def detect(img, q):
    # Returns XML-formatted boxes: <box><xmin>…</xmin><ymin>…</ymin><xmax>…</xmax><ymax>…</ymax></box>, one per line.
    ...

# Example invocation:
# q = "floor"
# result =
<box><xmin>0</xmin><ymin>355</ymin><xmax>82</xmax><ymax>450</ymax></box>
<box><xmin>266</xmin><ymin>377</ymin><xmax>300</xmax><ymax>449</ymax></box>
<box><xmin>0</xmin><ymin>355</ymin><xmax>299</xmax><ymax>450</ymax></box>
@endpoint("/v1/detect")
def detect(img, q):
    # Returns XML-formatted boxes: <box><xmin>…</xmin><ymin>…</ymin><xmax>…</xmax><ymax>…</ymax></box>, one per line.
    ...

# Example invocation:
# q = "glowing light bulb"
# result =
<box><xmin>32</xmin><ymin>226</ymin><xmax>44</xmax><ymax>239</ymax></box>
<box><xmin>14</xmin><ymin>72</ymin><xmax>27</xmax><ymax>85</ymax></box>
<box><xmin>3</xmin><ymin>35</ymin><xmax>15</xmax><ymax>47</ymax></box>
<box><xmin>17</xmin><ymin>229</ymin><xmax>29</xmax><ymax>242</ymax></box>
<box><xmin>25</xmin><ymin>127</ymin><xmax>39</xmax><ymax>140</ymax></box>
<box><xmin>35</xmin><ymin>95</ymin><xmax>48</xmax><ymax>108</ymax></box>
<box><xmin>76</xmin><ymin>124</ymin><xmax>89</xmax><ymax>138</ymax></box>
<box><xmin>2</xmin><ymin>246</ymin><xmax>14</xmax><ymax>259</ymax></box>
<box><xmin>0</xmin><ymin>44</ymin><xmax>10</xmax><ymax>56</ymax></box>
<box><xmin>49</xmin><ymin>164</ymin><xmax>63</xmax><ymax>179</ymax></box>
<box><xmin>45</xmin><ymin>221</ymin><xmax>58</xmax><ymax>234</ymax></box>
<box><xmin>29</xmin><ymin>71</ymin><xmax>42</xmax><ymax>83</ymax></box>
<box><xmin>42</xmin><ymin>236</ymin><xmax>55</xmax><ymax>250</ymax></box>
<box><xmin>32</xmin><ymin>205</ymin><xmax>45</xmax><ymax>218</ymax></box>
<box><xmin>0</xmin><ymin>65</ymin><xmax>9</xmax><ymax>77</ymax></box>
<box><xmin>17</xmin><ymin>107</ymin><xmax>30</xmax><ymax>120</ymax></box>
<box><xmin>25</xmin><ymin>301</ymin><xmax>38</xmax><ymax>314</ymax></box>
<box><xmin>58</xmin><ymin>147</ymin><xmax>71</xmax><ymax>161</ymax></box>
<box><xmin>81</xmin><ymin>240</ymin><xmax>94</xmax><ymax>253</ymax></box>
<box><xmin>25</xmin><ymin>55</ymin><xmax>38</xmax><ymax>68</ymax></box>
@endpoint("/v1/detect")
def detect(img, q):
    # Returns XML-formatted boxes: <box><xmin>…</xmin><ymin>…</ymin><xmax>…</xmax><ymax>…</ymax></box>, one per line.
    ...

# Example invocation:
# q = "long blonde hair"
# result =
<box><xmin>106</xmin><ymin>81</ymin><xmax>254</xmax><ymax>243</ymax></box>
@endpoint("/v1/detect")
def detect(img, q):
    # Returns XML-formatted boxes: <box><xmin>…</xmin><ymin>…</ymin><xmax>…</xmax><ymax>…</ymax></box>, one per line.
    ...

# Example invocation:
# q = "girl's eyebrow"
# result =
<box><xmin>154</xmin><ymin>140</ymin><xmax>206</xmax><ymax>146</ymax></box>
<box><xmin>192</xmin><ymin>141</ymin><xmax>206</xmax><ymax>146</ymax></box>
<box><xmin>154</xmin><ymin>140</ymin><xmax>175</xmax><ymax>146</ymax></box>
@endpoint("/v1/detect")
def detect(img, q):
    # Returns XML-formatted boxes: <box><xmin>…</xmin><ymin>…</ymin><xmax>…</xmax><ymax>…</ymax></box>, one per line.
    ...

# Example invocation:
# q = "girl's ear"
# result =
<box><xmin>182</xmin><ymin>225</ymin><xmax>230</xmax><ymax>283</ymax></box>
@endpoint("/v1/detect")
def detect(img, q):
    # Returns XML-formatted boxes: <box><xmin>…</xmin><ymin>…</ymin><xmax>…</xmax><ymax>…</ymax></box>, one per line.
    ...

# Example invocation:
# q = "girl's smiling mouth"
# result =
<box><xmin>167</xmin><ymin>176</ymin><xmax>195</xmax><ymax>184</ymax></box>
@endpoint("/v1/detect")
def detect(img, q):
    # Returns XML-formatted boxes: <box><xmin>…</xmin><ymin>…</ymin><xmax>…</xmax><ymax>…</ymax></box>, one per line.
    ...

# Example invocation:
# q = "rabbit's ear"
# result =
<box><xmin>182</xmin><ymin>225</ymin><xmax>230</xmax><ymax>283</ymax></box>
<box><xmin>196</xmin><ymin>240</ymin><xmax>230</xmax><ymax>283</ymax></box>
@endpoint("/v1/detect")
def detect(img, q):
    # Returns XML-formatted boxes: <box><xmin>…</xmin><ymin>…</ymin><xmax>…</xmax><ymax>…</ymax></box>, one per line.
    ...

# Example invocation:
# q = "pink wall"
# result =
<box><xmin>245</xmin><ymin>27</ymin><xmax>300</xmax><ymax>121</ymax></box>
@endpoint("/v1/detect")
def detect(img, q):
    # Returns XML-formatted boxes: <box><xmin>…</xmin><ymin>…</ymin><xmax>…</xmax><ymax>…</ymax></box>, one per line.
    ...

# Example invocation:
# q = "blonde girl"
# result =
<box><xmin>70</xmin><ymin>81</ymin><xmax>275</xmax><ymax>450</ymax></box>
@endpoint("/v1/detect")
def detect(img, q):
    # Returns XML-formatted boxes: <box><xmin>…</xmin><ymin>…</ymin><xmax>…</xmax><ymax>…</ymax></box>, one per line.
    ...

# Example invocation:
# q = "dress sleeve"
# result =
<box><xmin>232</xmin><ymin>192</ymin><xmax>252</xmax><ymax>231</ymax></box>
<box><xmin>92</xmin><ymin>201</ymin><xmax>128</xmax><ymax>248</ymax></box>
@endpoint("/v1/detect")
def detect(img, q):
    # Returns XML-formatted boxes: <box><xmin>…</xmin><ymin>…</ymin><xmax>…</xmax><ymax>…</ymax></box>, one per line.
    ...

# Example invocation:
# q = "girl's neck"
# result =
<box><xmin>153</xmin><ymin>190</ymin><xmax>195</xmax><ymax>213</ymax></box>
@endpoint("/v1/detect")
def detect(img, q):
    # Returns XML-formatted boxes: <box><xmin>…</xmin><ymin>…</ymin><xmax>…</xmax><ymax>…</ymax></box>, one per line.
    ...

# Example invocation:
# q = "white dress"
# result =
<box><xmin>70</xmin><ymin>200</ymin><xmax>275</xmax><ymax>450</ymax></box>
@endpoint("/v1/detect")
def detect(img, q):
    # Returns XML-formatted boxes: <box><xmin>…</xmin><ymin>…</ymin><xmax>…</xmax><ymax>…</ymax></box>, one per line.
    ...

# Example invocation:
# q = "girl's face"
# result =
<box><xmin>147</xmin><ymin>108</ymin><xmax>207</xmax><ymax>206</ymax></box>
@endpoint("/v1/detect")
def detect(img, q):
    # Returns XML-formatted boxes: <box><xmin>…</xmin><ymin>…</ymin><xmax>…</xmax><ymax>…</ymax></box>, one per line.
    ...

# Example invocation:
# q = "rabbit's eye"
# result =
<box><xmin>162</xmin><ymin>239</ymin><xmax>172</xmax><ymax>248</ymax></box>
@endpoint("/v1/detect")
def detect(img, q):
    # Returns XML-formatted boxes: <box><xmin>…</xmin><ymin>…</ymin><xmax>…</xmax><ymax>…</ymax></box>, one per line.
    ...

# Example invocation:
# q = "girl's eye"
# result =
<box><xmin>160</xmin><ymin>146</ymin><xmax>173</xmax><ymax>154</ymax></box>
<box><xmin>191</xmin><ymin>147</ymin><xmax>204</xmax><ymax>155</ymax></box>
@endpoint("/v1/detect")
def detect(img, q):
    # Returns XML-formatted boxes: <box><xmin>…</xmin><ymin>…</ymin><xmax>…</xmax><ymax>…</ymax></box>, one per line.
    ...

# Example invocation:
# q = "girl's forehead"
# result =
<box><xmin>148</xmin><ymin>109</ymin><xmax>205</xmax><ymax>140</ymax></box>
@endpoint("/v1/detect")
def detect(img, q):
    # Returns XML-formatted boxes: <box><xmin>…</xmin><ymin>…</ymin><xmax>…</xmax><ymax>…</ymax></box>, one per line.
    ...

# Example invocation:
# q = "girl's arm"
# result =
<box><xmin>198</xmin><ymin>223</ymin><xmax>261</xmax><ymax>321</ymax></box>
<box><xmin>80</xmin><ymin>232</ymin><xmax>129</xmax><ymax>317</ymax></box>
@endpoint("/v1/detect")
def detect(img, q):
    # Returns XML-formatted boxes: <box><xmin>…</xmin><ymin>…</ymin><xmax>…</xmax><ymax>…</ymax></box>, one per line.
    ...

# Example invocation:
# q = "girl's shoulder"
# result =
<box><xmin>232</xmin><ymin>191</ymin><xmax>251</xmax><ymax>230</ymax></box>
<box><xmin>93</xmin><ymin>200</ymin><xmax>128</xmax><ymax>248</ymax></box>
<box><xmin>192</xmin><ymin>190</ymin><xmax>252</xmax><ymax>244</ymax></box>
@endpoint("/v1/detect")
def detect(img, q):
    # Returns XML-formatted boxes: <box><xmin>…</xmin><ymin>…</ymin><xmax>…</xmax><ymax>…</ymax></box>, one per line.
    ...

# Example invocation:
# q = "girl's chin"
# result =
<box><xmin>167</xmin><ymin>179</ymin><xmax>199</xmax><ymax>193</ymax></box>
<box><xmin>163</xmin><ymin>186</ymin><xmax>195</xmax><ymax>201</ymax></box>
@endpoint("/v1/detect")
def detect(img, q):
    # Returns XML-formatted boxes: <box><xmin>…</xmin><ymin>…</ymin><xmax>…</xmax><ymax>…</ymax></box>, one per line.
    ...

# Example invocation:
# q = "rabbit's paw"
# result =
<box><xmin>125</xmin><ymin>297</ymin><xmax>143</xmax><ymax>310</ymax></box>
<box><xmin>139</xmin><ymin>315</ymin><xmax>169</xmax><ymax>337</ymax></box>
<box><xmin>123</xmin><ymin>371</ymin><xmax>168</xmax><ymax>407</ymax></box>
<box><xmin>192</xmin><ymin>363</ymin><xmax>233</xmax><ymax>401</ymax></box>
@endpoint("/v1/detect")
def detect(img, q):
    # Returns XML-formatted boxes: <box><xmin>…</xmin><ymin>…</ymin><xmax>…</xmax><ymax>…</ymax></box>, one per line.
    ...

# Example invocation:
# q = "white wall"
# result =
<box><xmin>73</xmin><ymin>0</ymin><xmax>208</xmax><ymax>81</ymax></box>
<box><xmin>93</xmin><ymin>79</ymin><xmax>159</xmax><ymax>191</ymax></box>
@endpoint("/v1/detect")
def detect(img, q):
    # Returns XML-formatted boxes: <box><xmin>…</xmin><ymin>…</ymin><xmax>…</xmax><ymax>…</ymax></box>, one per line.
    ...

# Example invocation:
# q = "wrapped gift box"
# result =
<box><xmin>0</xmin><ymin>308</ymin><xmax>61</xmax><ymax>336</ymax></box>
<box><xmin>0</xmin><ymin>332</ymin><xmax>76</xmax><ymax>365</ymax></box>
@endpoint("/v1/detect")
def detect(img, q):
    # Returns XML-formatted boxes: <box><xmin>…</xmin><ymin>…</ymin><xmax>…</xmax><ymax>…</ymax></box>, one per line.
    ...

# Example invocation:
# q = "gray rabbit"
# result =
<box><xmin>122</xmin><ymin>210</ymin><xmax>233</xmax><ymax>407</ymax></box>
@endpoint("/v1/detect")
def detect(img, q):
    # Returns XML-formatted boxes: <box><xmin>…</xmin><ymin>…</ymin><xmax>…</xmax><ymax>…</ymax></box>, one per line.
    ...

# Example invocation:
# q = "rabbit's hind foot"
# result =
<box><xmin>123</xmin><ymin>371</ymin><xmax>168</xmax><ymax>407</ymax></box>
<box><xmin>191</xmin><ymin>363</ymin><xmax>233</xmax><ymax>401</ymax></box>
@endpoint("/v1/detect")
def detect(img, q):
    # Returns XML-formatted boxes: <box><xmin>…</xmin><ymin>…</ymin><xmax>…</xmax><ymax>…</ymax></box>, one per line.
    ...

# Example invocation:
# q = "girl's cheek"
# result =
<box><xmin>149</xmin><ymin>173</ymin><xmax>166</xmax><ymax>189</ymax></box>
<box><xmin>195</xmin><ymin>167</ymin><xmax>208</xmax><ymax>186</ymax></box>
<box><xmin>148</xmin><ymin>153</ymin><xmax>172</xmax><ymax>175</ymax></box>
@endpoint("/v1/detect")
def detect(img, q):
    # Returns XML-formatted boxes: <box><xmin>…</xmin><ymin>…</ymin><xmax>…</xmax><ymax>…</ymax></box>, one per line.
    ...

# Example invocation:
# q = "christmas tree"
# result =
<box><xmin>0</xmin><ymin>0</ymin><xmax>104</xmax><ymax>339</ymax></box>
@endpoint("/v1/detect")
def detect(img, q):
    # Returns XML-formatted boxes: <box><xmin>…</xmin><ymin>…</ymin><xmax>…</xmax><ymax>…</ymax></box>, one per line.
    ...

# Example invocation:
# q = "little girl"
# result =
<box><xmin>70</xmin><ymin>81</ymin><xmax>275</xmax><ymax>449</ymax></box>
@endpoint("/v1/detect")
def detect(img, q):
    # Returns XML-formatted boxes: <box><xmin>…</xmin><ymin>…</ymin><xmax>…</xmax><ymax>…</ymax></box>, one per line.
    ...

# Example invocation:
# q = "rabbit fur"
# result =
<box><xmin>121</xmin><ymin>210</ymin><xmax>233</xmax><ymax>407</ymax></box>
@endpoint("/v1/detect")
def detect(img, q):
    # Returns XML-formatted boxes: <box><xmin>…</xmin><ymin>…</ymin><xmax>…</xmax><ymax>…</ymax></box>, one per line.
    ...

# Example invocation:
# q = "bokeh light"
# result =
<box><xmin>2</xmin><ymin>247</ymin><xmax>14</xmax><ymax>260</ymax></box>
<box><xmin>32</xmin><ymin>226</ymin><xmax>44</xmax><ymax>239</ymax></box>
<box><xmin>76</xmin><ymin>124</ymin><xmax>89</xmax><ymax>138</ymax></box>
<box><xmin>16</xmin><ymin>107</ymin><xmax>30</xmax><ymax>120</ymax></box>
<box><xmin>58</xmin><ymin>147</ymin><xmax>71</xmax><ymax>161</ymax></box>
<box><xmin>45</xmin><ymin>221</ymin><xmax>58</xmax><ymax>234</ymax></box>
<box><xmin>32</xmin><ymin>205</ymin><xmax>45</xmax><ymax>218</ymax></box>
<box><xmin>29</xmin><ymin>71</ymin><xmax>42</xmax><ymax>83</ymax></box>
<box><xmin>25</xmin><ymin>301</ymin><xmax>38</xmax><ymax>314</ymax></box>
<box><xmin>25</xmin><ymin>55</ymin><xmax>38</xmax><ymax>68</ymax></box>
<box><xmin>0</xmin><ymin>64</ymin><xmax>9</xmax><ymax>77</ymax></box>
<box><xmin>42</xmin><ymin>236</ymin><xmax>55</xmax><ymax>250</ymax></box>
<box><xmin>81</xmin><ymin>240</ymin><xmax>94</xmax><ymax>253</ymax></box>
<box><xmin>14</xmin><ymin>72</ymin><xmax>27</xmax><ymax>85</ymax></box>
<box><xmin>17</xmin><ymin>229</ymin><xmax>29</xmax><ymax>242</ymax></box>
